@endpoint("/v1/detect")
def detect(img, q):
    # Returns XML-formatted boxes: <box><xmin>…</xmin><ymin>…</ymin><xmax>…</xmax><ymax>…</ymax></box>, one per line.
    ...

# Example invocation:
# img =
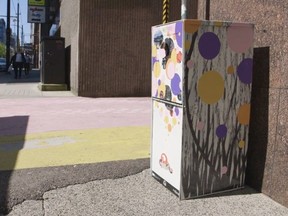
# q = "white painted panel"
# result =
<box><xmin>151</xmin><ymin>100</ymin><xmax>183</xmax><ymax>190</ymax></box>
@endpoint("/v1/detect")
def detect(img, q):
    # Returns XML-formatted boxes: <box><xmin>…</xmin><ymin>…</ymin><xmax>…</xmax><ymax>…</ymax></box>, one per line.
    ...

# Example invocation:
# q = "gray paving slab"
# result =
<box><xmin>0</xmin><ymin>70</ymin><xmax>74</xmax><ymax>98</ymax></box>
<box><xmin>6</xmin><ymin>200</ymin><xmax>43</xmax><ymax>216</ymax></box>
<box><xmin>7</xmin><ymin>169</ymin><xmax>288</xmax><ymax>216</ymax></box>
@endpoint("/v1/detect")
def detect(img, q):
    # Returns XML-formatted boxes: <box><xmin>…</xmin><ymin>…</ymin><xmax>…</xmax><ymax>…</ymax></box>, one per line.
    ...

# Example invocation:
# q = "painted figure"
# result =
<box><xmin>153</xmin><ymin>30</ymin><xmax>174</xmax><ymax>69</ymax></box>
<box><xmin>159</xmin><ymin>153</ymin><xmax>173</xmax><ymax>173</ymax></box>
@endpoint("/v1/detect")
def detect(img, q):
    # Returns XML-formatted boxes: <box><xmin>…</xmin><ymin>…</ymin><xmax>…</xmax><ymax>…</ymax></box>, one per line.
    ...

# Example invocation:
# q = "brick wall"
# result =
<box><xmin>61</xmin><ymin>0</ymin><xmax>197</xmax><ymax>97</ymax></box>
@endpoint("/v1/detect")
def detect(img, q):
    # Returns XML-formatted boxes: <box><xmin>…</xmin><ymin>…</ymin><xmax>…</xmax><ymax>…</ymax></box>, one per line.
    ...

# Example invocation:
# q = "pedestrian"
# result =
<box><xmin>10</xmin><ymin>50</ymin><xmax>26</xmax><ymax>79</ymax></box>
<box><xmin>24</xmin><ymin>54</ymin><xmax>31</xmax><ymax>76</ymax></box>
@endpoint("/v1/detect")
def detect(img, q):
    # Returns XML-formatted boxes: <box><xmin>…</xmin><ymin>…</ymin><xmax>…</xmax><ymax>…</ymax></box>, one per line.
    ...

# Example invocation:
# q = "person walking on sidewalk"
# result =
<box><xmin>24</xmin><ymin>53</ymin><xmax>31</xmax><ymax>77</ymax></box>
<box><xmin>10</xmin><ymin>50</ymin><xmax>26</xmax><ymax>79</ymax></box>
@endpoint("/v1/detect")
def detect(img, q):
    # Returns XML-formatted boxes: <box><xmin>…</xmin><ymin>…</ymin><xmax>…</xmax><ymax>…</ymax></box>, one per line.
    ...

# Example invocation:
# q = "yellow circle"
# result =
<box><xmin>172</xmin><ymin>117</ymin><xmax>177</xmax><ymax>126</ymax></box>
<box><xmin>170</xmin><ymin>49</ymin><xmax>177</xmax><ymax>63</ymax></box>
<box><xmin>239</xmin><ymin>140</ymin><xmax>245</xmax><ymax>149</ymax></box>
<box><xmin>153</xmin><ymin>62</ymin><xmax>161</xmax><ymax>78</ymax></box>
<box><xmin>154</xmin><ymin>101</ymin><xmax>159</xmax><ymax>108</ymax></box>
<box><xmin>237</xmin><ymin>104</ymin><xmax>250</xmax><ymax>125</ymax></box>
<box><xmin>198</xmin><ymin>71</ymin><xmax>225</xmax><ymax>104</ymax></box>
<box><xmin>152</xmin><ymin>45</ymin><xmax>157</xmax><ymax>57</ymax></box>
<box><xmin>214</xmin><ymin>21</ymin><xmax>223</xmax><ymax>27</ymax></box>
<box><xmin>164</xmin><ymin>116</ymin><xmax>169</xmax><ymax>124</ymax></box>
<box><xmin>185</xmin><ymin>40</ymin><xmax>191</xmax><ymax>50</ymax></box>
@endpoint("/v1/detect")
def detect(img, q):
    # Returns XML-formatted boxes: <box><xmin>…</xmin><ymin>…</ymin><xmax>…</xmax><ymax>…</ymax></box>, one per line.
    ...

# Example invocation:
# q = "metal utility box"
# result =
<box><xmin>40</xmin><ymin>37</ymin><xmax>65</xmax><ymax>84</ymax></box>
<box><xmin>151</xmin><ymin>19</ymin><xmax>254</xmax><ymax>199</ymax></box>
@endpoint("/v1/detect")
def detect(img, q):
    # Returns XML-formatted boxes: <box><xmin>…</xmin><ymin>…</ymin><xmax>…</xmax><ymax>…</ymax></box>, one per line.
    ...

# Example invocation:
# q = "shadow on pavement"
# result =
<box><xmin>0</xmin><ymin>69</ymin><xmax>40</xmax><ymax>84</ymax></box>
<box><xmin>0</xmin><ymin>116</ymin><xmax>29</xmax><ymax>215</ymax></box>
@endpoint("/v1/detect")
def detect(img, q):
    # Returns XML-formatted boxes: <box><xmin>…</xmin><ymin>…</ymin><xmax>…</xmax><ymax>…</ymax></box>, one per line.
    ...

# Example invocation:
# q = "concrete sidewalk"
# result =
<box><xmin>7</xmin><ymin>170</ymin><xmax>288</xmax><ymax>216</ymax></box>
<box><xmin>0</xmin><ymin>71</ymin><xmax>287</xmax><ymax>215</ymax></box>
<box><xmin>0</xmin><ymin>70</ymin><xmax>74</xmax><ymax>98</ymax></box>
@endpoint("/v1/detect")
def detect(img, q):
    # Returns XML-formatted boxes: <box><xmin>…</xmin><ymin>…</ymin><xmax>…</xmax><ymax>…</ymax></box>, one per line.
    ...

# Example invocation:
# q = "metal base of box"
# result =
<box><xmin>152</xmin><ymin>171</ymin><xmax>180</xmax><ymax>197</ymax></box>
<box><xmin>38</xmin><ymin>83</ymin><xmax>68</xmax><ymax>91</ymax></box>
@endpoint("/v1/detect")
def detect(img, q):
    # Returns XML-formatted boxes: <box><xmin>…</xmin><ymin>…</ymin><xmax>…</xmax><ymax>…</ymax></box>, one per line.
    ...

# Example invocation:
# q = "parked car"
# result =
<box><xmin>0</xmin><ymin>58</ymin><xmax>7</xmax><ymax>72</ymax></box>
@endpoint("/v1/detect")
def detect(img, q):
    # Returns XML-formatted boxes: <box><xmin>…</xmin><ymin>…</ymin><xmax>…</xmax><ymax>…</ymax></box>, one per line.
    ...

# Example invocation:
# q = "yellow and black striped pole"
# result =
<box><xmin>162</xmin><ymin>0</ymin><xmax>169</xmax><ymax>24</ymax></box>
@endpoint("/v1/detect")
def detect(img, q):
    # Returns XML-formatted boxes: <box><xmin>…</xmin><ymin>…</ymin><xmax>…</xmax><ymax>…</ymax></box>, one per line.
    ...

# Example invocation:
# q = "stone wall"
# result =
<box><xmin>197</xmin><ymin>0</ymin><xmax>287</xmax><ymax>207</ymax></box>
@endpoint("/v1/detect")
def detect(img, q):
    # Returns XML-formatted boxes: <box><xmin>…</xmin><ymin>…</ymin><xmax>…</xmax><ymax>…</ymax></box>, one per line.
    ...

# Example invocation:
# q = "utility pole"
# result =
<box><xmin>17</xmin><ymin>3</ymin><xmax>19</xmax><ymax>50</ymax></box>
<box><xmin>6</xmin><ymin>0</ymin><xmax>11</xmax><ymax>71</ymax></box>
<box><xmin>21</xmin><ymin>25</ymin><xmax>24</xmax><ymax>46</ymax></box>
<box><xmin>181</xmin><ymin>0</ymin><xmax>187</xmax><ymax>19</ymax></box>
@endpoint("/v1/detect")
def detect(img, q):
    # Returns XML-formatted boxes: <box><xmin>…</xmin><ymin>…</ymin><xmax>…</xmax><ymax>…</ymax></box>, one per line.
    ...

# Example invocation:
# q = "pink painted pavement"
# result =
<box><xmin>0</xmin><ymin>97</ymin><xmax>152</xmax><ymax>136</ymax></box>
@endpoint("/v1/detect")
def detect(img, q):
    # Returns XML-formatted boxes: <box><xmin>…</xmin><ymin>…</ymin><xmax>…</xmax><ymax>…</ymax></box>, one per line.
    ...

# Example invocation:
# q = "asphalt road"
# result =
<box><xmin>0</xmin><ymin>159</ymin><xmax>150</xmax><ymax>214</ymax></box>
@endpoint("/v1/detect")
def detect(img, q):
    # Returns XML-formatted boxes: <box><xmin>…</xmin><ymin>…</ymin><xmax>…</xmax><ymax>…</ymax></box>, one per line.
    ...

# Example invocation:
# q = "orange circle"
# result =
<box><xmin>227</xmin><ymin>65</ymin><xmax>235</xmax><ymax>74</ymax></box>
<box><xmin>167</xmin><ymin>124</ymin><xmax>172</xmax><ymax>132</ymax></box>
<box><xmin>237</xmin><ymin>104</ymin><xmax>251</xmax><ymax>125</ymax></box>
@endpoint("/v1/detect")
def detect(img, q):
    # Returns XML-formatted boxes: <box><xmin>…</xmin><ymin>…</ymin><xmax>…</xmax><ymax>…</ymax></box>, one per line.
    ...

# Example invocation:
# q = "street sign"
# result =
<box><xmin>28</xmin><ymin>0</ymin><xmax>45</xmax><ymax>6</ymax></box>
<box><xmin>28</xmin><ymin>6</ymin><xmax>46</xmax><ymax>23</ymax></box>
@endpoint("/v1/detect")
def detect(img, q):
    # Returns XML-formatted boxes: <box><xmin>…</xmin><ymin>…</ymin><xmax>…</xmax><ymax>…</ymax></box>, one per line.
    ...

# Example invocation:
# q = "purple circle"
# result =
<box><xmin>216</xmin><ymin>124</ymin><xmax>227</xmax><ymax>138</ymax></box>
<box><xmin>174</xmin><ymin>107</ymin><xmax>179</xmax><ymax>116</ymax></box>
<box><xmin>154</xmin><ymin>90</ymin><xmax>158</xmax><ymax>97</ymax></box>
<box><xmin>198</xmin><ymin>32</ymin><xmax>221</xmax><ymax>60</ymax></box>
<box><xmin>158</xmin><ymin>79</ymin><xmax>161</xmax><ymax>85</ymax></box>
<box><xmin>171</xmin><ymin>74</ymin><xmax>181</xmax><ymax>95</ymax></box>
<box><xmin>175</xmin><ymin>22</ymin><xmax>182</xmax><ymax>48</ymax></box>
<box><xmin>152</xmin><ymin>57</ymin><xmax>158</xmax><ymax>66</ymax></box>
<box><xmin>237</xmin><ymin>58</ymin><xmax>253</xmax><ymax>84</ymax></box>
